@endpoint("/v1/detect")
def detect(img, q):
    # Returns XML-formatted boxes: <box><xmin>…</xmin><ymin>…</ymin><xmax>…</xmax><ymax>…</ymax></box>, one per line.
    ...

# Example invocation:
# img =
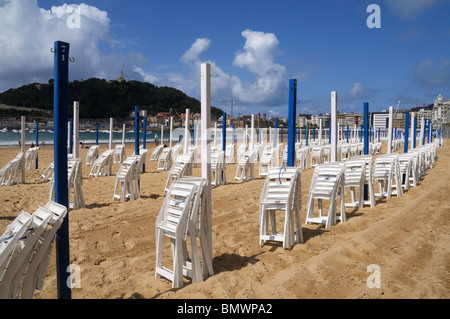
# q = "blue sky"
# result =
<box><xmin>1</xmin><ymin>0</ymin><xmax>449</xmax><ymax>117</ymax></box>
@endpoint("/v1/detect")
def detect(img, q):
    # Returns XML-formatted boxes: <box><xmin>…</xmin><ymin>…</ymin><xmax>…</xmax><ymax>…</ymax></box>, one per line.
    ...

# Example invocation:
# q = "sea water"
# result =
<box><xmin>0</xmin><ymin>127</ymin><xmax>173</xmax><ymax>147</ymax></box>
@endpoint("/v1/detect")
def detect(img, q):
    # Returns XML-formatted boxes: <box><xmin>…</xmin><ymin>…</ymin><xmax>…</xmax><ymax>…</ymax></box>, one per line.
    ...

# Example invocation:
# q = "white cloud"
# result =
<box><xmin>0</xmin><ymin>0</ymin><xmax>145</xmax><ymax>91</ymax></box>
<box><xmin>414</xmin><ymin>58</ymin><xmax>450</xmax><ymax>88</ymax></box>
<box><xmin>180</xmin><ymin>38</ymin><xmax>211</xmax><ymax>64</ymax></box>
<box><xmin>348</xmin><ymin>82</ymin><xmax>379</xmax><ymax>99</ymax></box>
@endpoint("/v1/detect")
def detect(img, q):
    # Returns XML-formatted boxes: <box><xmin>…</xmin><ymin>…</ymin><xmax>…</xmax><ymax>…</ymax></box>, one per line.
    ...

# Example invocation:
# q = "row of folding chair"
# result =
<box><xmin>0</xmin><ymin>201</ymin><xmax>67</xmax><ymax>299</ymax></box>
<box><xmin>0</xmin><ymin>153</ymin><xmax>25</xmax><ymax>186</ymax></box>
<box><xmin>155</xmin><ymin>177</ymin><xmax>213</xmax><ymax>288</ymax></box>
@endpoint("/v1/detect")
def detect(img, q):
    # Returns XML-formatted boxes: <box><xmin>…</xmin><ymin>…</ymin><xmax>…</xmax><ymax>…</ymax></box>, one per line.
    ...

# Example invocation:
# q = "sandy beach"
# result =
<box><xmin>0</xmin><ymin>141</ymin><xmax>448</xmax><ymax>299</ymax></box>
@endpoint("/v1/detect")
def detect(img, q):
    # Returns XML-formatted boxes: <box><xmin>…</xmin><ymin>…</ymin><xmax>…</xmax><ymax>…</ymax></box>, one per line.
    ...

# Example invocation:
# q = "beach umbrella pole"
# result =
<box><xmin>387</xmin><ymin>106</ymin><xmax>393</xmax><ymax>154</ymax></box>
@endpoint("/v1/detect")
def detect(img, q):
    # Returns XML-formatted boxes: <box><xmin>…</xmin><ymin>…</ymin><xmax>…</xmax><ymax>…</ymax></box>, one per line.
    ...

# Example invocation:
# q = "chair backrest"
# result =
<box><xmin>0</xmin><ymin>212</ymin><xmax>33</xmax><ymax>267</ymax></box>
<box><xmin>260</xmin><ymin>167</ymin><xmax>300</xmax><ymax>209</ymax></box>
<box><xmin>156</xmin><ymin>180</ymin><xmax>197</xmax><ymax>237</ymax></box>
<box><xmin>309</xmin><ymin>163</ymin><xmax>344</xmax><ymax>198</ymax></box>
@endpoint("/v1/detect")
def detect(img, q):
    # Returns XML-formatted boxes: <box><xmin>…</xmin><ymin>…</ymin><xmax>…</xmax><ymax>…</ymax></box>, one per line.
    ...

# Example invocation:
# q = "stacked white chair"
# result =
<box><xmin>0</xmin><ymin>201</ymin><xmax>67</xmax><ymax>299</ymax></box>
<box><xmin>225</xmin><ymin>144</ymin><xmax>235</xmax><ymax>164</ymax></box>
<box><xmin>372</xmin><ymin>154</ymin><xmax>402</xmax><ymax>200</ymax></box>
<box><xmin>89</xmin><ymin>149</ymin><xmax>113</xmax><ymax>177</ymax></box>
<box><xmin>211</xmin><ymin>151</ymin><xmax>227</xmax><ymax>186</ymax></box>
<box><xmin>113</xmin><ymin>145</ymin><xmax>126</xmax><ymax>164</ymax></box>
<box><xmin>157</xmin><ymin>147</ymin><xmax>172</xmax><ymax>171</ymax></box>
<box><xmin>50</xmin><ymin>158</ymin><xmax>85</xmax><ymax>210</ymax></box>
<box><xmin>340</xmin><ymin>144</ymin><xmax>349</xmax><ymax>160</ymax></box>
<box><xmin>236</xmin><ymin>144</ymin><xmax>247</xmax><ymax>163</ymax></box>
<box><xmin>85</xmin><ymin>145</ymin><xmax>99</xmax><ymax>166</ymax></box>
<box><xmin>354</xmin><ymin>155</ymin><xmax>376</xmax><ymax>208</ymax></box>
<box><xmin>310</xmin><ymin>146</ymin><xmax>323</xmax><ymax>167</ymax></box>
<box><xmin>259</xmin><ymin>146</ymin><xmax>276</xmax><ymax>177</ymax></box>
<box><xmin>234</xmin><ymin>150</ymin><xmax>256</xmax><ymax>182</ymax></box>
<box><xmin>296</xmin><ymin>147</ymin><xmax>309</xmax><ymax>170</ymax></box>
<box><xmin>0</xmin><ymin>207</ymin><xmax>52</xmax><ymax>299</ymax></box>
<box><xmin>343</xmin><ymin>158</ymin><xmax>366</xmax><ymax>209</ymax></box>
<box><xmin>24</xmin><ymin>147</ymin><xmax>39</xmax><ymax>169</ymax></box>
<box><xmin>40</xmin><ymin>162</ymin><xmax>54</xmax><ymax>182</ymax></box>
<box><xmin>164</xmin><ymin>154</ymin><xmax>193</xmax><ymax>193</ymax></box>
<box><xmin>0</xmin><ymin>153</ymin><xmax>25</xmax><ymax>186</ymax></box>
<box><xmin>113</xmin><ymin>158</ymin><xmax>138</xmax><ymax>202</ymax></box>
<box><xmin>155</xmin><ymin>178</ymin><xmax>208</xmax><ymax>288</ymax></box>
<box><xmin>398</xmin><ymin>153</ymin><xmax>414</xmax><ymax>191</ymax></box>
<box><xmin>150</xmin><ymin>144</ymin><xmax>164</xmax><ymax>161</ymax></box>
<box><xmin>259</xmin><ymin>167</ymin><xmax>303</xmax><ymax>249</ymax></box>
<box><xmin>305</xmin><ymin>163</ymin><xmax>346</xmax><ymax>228</ymax></box>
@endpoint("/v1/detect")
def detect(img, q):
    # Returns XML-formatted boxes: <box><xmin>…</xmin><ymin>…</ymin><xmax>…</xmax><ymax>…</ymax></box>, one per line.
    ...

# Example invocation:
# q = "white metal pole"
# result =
<box><xmin>251</xmin><ymin>114</ymin><xmax>254</xmax><ymax>150</ymax></box>
<box><xmin>387</xmin><ymin>106</ymin><xmax>394</xmax><ymax>154</ymax></box>
<box><xmin>331</xmin><ymin>91</ymin><xmax>338</xmax><ymax>162</ymax></box>
<box><xmin>318</xmin><ymin>118</ymin><xmax>322</xmax><ymax>145</ymax></box>
<box><xmin>21</xmin><ymin>116</ymin><xmax>25</xmax><ymax>183</ymax></box>
<box><xmin>122</xmin><ymin>124</ymin><xmax>126</xmax><ymax>146</ymax></box>
<box><xmin>74</xmin><ymin>101</ymin><xmax>79</xmax><ymax>159</ymax></box>
<box><xmin>184</xmin><ymin>109</ymin><xmax>190</xmax><ymax>154</ymax></box>
<box><xmin>169</xmin><ymin>117</ymin><xmax>173</xmax><ymax>148</ymax></box>
<box><xmin>109</xmin><ymin>118</ymin><xmax>114</xmax><ymax>150</ymax></box>
<box><xmin>200</xmin><ymin>63</ymin><xmax>213</xmax><ymax>276</ymax></box>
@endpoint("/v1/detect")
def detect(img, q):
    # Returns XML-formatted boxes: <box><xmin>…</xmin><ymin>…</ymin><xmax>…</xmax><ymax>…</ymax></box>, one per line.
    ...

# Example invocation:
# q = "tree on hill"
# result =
<box><xmin>0</xmin><ymin>78</ymin><xmax>223</xmax><ymax>119</ymax></box>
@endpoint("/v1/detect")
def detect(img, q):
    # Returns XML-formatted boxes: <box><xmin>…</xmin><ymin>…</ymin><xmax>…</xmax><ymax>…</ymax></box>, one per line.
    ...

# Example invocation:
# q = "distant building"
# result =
<box><xmin>432</xmin><ymin>94</ymin><xmax>450</xmax><ymax>125</ymax></box>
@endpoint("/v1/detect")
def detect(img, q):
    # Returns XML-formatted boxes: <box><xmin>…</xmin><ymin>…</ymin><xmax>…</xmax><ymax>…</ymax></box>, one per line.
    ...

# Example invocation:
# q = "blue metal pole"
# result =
<box><xmin>53</xmin><ymin>40</ymin><xmax>71</xmax><ymax>299</ymax></box>
<box><xmin>346</xmin><ymin>125</ymin><xmax>349</xmax><ymax>143</ymax></box>
<box><xmin>404</xmin><ymin>111</ymin><xmax>409</xmax><ymax>154</ymax></box>
<box><xmin>413</xmin><ymin>116</ymin><xmax>417</xmax><ymax>148</ymax></box>
<box><xmin>135</xmin><ymin>106</ymin><xmax>139</xmax><ymax>156</ymax></box>
<box><xmin>422</xmin><ymin>117</ymin><xmax>426</xmax><ymax>145</ymax></box>
<box><xmin>427</xmin><ymin>119</ymin><xmax>431</xmax><ymax>143</ymax></box>
<box><xmin>222</xmin><ymin>112</ymin><xmax>227</xmax><ymax>152</ymax></box>
<box><xmin>35</xmin><ymin>122</ymin><xmax>39</xmax><ymax>169</ymax></box>
<box><xmin>287</xmin><ymin>79</ymin><xmax>297</xmax><ymax>167</ymax></box>
<box><xmin>313</xmin><ymin>128</ymin><xmax>315</xmax><ymax>141</ymax></box>
<box><xmin>378</xmin><ymin>127</ymin><xmax>380</xmax><ymax>142</ymax></box>
<box><xmin>363</xmin><ymin>103</ymin><xmax>369</xmax><ymax>155</ymax></box>
<box><xmin>95</xmin><ymin>123</ymin><xmax>99</xmax><ymax>145</ymax></box>
<box><xmin>274</xmin><ymin>118</ymin><xmax>278</xmax><ymax>148</ymax></box>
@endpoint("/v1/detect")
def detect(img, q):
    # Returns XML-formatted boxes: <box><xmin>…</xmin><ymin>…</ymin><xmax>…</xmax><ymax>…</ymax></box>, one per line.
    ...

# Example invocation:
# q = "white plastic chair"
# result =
<box><xmin>157</xmin><ymin>147</ymin><xmax>172</xmax><ymax>171</ymax></box>
<box><xmin>85</xmin><ymin>145</ymin><xmax>99</xmax><ymax>166</ymax></box>
<box><xmin>343</xmin><ymin>159</ymin><xmax>366</xmax><ymax>209</ymax></box>
<box><xmin>155</xmin><ymin>180</ymin><xmax>199</xmax><ymax>288</ymax></box>
<box><xmin>89</xmin><ymin>150</ymin><xmax>113</xmax><ymax>177</ymax></box>
<box><xmin>259</xmin><ymin>167</ymin><xmax>302</xmax><ymax>249</ymax></box>
<box><xmin>20</xmin><ymin>201</ymin><xmax>67</xmax><ymax>299</ymax></box>
<box><xmin>305</xmin><ymin>163</ymin><xmax>346</xmax><ymax>228</ymax></box>
<box><xmin>0</xmin><ymin>207</ymin><xmax>52</xmax><ymax>299</ymax></box>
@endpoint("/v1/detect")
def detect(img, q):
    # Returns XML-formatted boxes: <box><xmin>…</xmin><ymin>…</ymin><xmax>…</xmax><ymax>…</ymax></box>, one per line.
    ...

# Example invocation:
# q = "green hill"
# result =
<box><xmin>0</xmin><ymin>78</ymin><xmax>223</xmax><ymax>119</ymax></box>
